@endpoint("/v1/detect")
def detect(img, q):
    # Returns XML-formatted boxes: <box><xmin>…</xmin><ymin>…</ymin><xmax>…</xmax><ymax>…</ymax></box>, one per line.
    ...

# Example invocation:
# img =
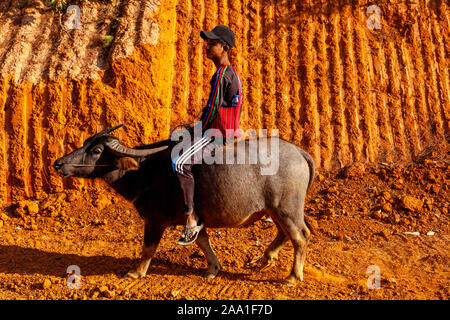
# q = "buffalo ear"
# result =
<box><xmin>115</xmin><ymin>157</ymin><xmax>140</xmax><ymax>172</ymax></box>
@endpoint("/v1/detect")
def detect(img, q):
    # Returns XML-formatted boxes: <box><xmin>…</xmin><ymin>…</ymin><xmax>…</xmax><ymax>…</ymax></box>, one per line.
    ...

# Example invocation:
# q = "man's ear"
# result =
<box><xmin>114</xmin><ymin>157</ymin><xmax>140</xmax><ymax>172</ymax></box>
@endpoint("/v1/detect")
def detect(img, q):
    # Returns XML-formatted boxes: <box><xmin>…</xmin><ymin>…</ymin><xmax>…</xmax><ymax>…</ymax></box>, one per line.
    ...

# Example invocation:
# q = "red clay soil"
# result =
<box><xmin>0</xmin><ymin>0</ymin><xmax>448</xmax><ymax>300</ymax></box>
<box><xmin>0</xmin><ymin>0</ymin><xmax>448</xmax><ymax>202</ymax></box>
<box><xmin>0</xmin><ymin>143</ymin><xmax>448</xmax><ymax>300</ymax></box>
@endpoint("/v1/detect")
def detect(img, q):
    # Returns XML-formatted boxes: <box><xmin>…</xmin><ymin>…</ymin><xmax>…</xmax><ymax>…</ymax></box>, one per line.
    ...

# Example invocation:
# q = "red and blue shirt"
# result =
<box><xmin>200</xmin><ymin>63</ymin><xmax>243</xmax><ymax>142</ymax></box>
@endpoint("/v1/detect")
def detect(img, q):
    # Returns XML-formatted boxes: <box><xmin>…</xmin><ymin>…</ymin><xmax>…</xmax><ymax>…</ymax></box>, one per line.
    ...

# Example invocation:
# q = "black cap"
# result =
<box><xmin>200</xmin><ymin>25</ymin><xmax>235</xmax><ymax>48</ymax></box>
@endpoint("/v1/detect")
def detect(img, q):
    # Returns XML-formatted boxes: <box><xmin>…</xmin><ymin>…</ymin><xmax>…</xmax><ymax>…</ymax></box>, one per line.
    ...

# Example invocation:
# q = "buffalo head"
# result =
<box><xmin>54</xmin><ymin>124</ymin><xmax>168</xmax><ymax>178</ymax></box>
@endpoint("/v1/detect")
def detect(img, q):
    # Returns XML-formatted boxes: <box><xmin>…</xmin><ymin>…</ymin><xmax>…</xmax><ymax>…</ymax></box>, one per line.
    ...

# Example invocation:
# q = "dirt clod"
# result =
<box><xmin>401</xmin><ymin>196</ymin><xmax>424</xmax><ymax>212</ymax></box>
<box><xmin>42</xmin><ymin>279</ymin><xmax>52</xmax><ymax>290</ymax></box>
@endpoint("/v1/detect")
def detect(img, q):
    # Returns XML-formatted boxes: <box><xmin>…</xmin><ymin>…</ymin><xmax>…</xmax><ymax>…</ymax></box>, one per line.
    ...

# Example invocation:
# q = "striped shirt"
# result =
<box><xmin>200</xmin><ymin>63</ymin><xmax>243</xmax><ymax>142</ymax></box>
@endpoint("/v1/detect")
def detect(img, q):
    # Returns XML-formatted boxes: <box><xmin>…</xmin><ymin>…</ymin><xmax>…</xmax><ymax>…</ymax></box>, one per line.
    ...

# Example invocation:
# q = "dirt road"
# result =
<box><xmin>0</xmin><ymin>144</ymin><xmax>448</xmax><ymax>300</ymax></box>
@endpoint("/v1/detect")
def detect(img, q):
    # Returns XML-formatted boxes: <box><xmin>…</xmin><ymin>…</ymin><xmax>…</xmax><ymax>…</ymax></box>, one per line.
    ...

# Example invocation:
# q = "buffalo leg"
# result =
<box><xmin>280</xmin><ymin>214</ymin><xmax>311</xmax><ymax>285</ymax></box>
<box><xmin>195</xmin><ymin>228</ymin><xmax>221</xmax><ymax>279</ymax></box>
<box><xmin>260</xmin><ymin>223</ymin><xmax>288</xmax><ymax>270</ymax></box>
<box><xmin>125</xmin><ymin>219</ymin><xmax>164</xmax><ymax>279</ymax></box>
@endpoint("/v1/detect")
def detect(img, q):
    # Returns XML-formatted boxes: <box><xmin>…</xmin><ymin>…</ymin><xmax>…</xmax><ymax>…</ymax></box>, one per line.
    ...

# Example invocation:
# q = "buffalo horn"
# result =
<box><xmin>105</xmin><ymin>139</ymin><xmax>168</xmax><ymax>157</ymax></box>
<box><xmin>97</xmin><ymin>124</ymin><xmax>124</xmax><ymax>137</ymax></box>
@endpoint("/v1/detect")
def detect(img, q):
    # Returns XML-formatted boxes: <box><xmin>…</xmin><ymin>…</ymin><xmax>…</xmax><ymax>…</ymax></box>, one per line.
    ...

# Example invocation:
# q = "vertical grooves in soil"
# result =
<box><xmin>6</xmin><ymin>81</ymin><xmax>27</xmax><ymax>200</ymax></box>
<box><xmin>398</xmin><ymin>40</ymin><xmax>421</xmax><ymax>157</ymax></box>
<box><xmin>315</xmin><ymin>4</ymin><xmax>333</xmax><ymax>168</ymax></box>
<box><xmin>0</xmin><ymin>78</ymin><xmax>8</xmax><ymax>202</ymax></box>
<box><xmin>246</xmin><ymin>0</ymin><xmax>262</xmax><ymax>131</ymax></box>
<box><xmin>170</xmin><ymin>0</ymin><xmax>191</xmax><ymax>126</ymax></box>
<box><xmin>430</xmin><ymin>15</ymin><xmax>450</xmax><ymax>139</ymax></box>
<box><xmin>410</xmin><ymin>22</ymin><xmax>431</xmax><ymax>146</ymax></box>
<box><xmin>228</xmin><ymin>0</ymin><xmax>243</xmax><ymax>126</ymax></box>
<box><xmin>385</xmin><ymin>40</ymin><xmax>407</xmax><ymax>158</ymax></box>
<box><xmin>298</xmin><ymin>1</ymin><xmax>320</xmax><ymax>163</ymax></box>
<box><xmin>417</xmin><ymin>1</ymin><xmax>444</xmax><ymax>141</ymax></box>
<box><xmin>353</xmin><ymin>3</ymin><xmax>376</xmax><ymax>163</ymax></box>
<box><xmin>260</xmin><ymin>2</ymin><xmax>276</xmax><ymax>131</ymax></box>
<box><xmin>189</xmin><ymin>0</ymin><xmax>203</xmax><ymax>123</ymax></box>
<box><xmin>327</xmin><ymin>1</ymin><xmax>349</xmax><ymax>167</ymax></box>
<box><xmin>340</xmin><ymin>2</ymin><xmax>357</xmax><ymax>163</ymax></box>
<box><xmin>0</xmin><ymin>0</ymin><xmax>448</xmax><ymax>200</ymax></box>
<box><xmin>274</xmin><ymin>0</ymin><xmax>291</xmax><ymax>141</ymax></box>
<box><xmin>288</xmin><ymin>0</ymin><xmax>302</xmax><ymax>146</ymax></box>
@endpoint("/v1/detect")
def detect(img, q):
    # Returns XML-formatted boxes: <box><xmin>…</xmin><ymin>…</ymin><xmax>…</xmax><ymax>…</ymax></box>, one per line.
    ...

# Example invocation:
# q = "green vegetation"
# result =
<box><xmin>43</xmin><ymin>0</ymin><xmax>67</xmax><ymax>11</ymax></box>
<box><xmin>102</xmin><ymin>35</ymin><xmax>114</xmax><ymax>48</ymax></box>
<box><xmin>43</xmin><ymin>0</ymin><xmax>116</xmax><ymax>12</ymax></box>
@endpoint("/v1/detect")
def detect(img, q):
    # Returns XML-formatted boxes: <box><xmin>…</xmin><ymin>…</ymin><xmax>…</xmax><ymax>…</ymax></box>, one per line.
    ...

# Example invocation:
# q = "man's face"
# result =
<box><xmin>206</xmin><ymin>39</ymin><xmax>225</xmax><ymax>59</ymax></box>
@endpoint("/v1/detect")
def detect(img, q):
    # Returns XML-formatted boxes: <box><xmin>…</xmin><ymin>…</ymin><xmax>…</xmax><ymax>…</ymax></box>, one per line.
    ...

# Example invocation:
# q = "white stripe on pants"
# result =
<box><xmin>175</xmin><ymin>136</ymin><xmax>212</xmax><ymax>174</ymax></box>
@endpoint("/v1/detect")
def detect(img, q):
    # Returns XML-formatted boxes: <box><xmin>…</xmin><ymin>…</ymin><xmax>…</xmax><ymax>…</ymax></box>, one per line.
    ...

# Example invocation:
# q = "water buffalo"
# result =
<box><xmin>54</xmin><ymin>124</ymin><xmax>315</xmax><ymax>285</ymax></box>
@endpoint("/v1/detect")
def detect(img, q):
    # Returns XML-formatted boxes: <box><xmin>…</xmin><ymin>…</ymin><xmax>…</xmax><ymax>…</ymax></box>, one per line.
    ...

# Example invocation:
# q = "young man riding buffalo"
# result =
<box><xmin>173</xmin><ymin>25</ymin><xmax>243</xmax><ymax>246</ymax></box>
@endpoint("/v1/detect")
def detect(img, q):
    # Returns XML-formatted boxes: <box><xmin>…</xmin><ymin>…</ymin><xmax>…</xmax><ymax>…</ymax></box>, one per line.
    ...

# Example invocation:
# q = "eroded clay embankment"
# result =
<box><xmin>0</xmin><ymin>0</ymin><xmax>448</xmax><ymax>202</ymax></box>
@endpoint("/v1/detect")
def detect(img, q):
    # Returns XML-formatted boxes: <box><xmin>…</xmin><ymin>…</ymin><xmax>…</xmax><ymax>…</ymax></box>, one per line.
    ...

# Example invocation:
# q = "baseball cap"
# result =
<box><xmin>200</xmin><ymin>25</ymin><xmax>235</xmax><ymax>48</ymax></box>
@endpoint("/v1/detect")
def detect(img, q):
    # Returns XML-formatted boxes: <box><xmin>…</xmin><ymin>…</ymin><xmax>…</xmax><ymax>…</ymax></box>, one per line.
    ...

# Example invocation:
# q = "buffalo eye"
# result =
<box><xmin>92</xmin><ymin>147</ymin><xmax>102</xmax><ymax>155</ymax></box>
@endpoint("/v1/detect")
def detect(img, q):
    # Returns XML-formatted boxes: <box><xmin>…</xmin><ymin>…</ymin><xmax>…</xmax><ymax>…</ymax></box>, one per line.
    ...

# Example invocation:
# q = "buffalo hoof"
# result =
<box><xmin>248</xmin><ymin>255</ymin><xmax>263</xmax><ymax>267</ymax></box>
<box><xmin>124</xmin><ymin>271</ymin><xmax>145</xmax><ymax>279</ymax></box>
<box><xmin>202</xmin><ymin>271</ymin><xmax>217</xmax><ymax>279</ymax></box>
<box><xmin>202</xmin><ymin>265</ymin><xmax>220</xmax><ymax>279</ymax></box>
<box><xmin>260</xmin><ymin>259</ymin><xmax>276</xmax><ymax>272</ymax></box>
<box><xmin>248</xmin><ymin>255</ymin><xmax>276</xmax><ymax>271</ymax></box>
<box><xmin>280</xmin><ymin>275</ymin><xmax>298</xmax><ymax>286</ymax></box>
